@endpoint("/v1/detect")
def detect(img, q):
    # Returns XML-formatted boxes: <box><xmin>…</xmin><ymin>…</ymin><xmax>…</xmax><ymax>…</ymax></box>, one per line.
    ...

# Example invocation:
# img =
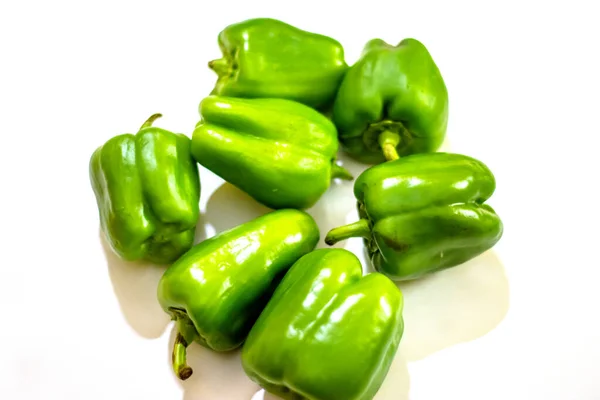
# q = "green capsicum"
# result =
<box><xmin>332</xmin><ymin>38</ymin><xmax>449</xmax><ymax>164</ymax></box>
<box><xmin>209</xmin><ymin>18</ymin><xmax>347</xmax><ymax>110</ymax></box>
<box><xmin>325</xmin><ymin>153</ymin><xmax>503</xmax><ymax>281</ymax></box>
<box><xmin>89</xmin><ymin>114</ymin><xmax>200</xmax><ymax>264</ymax></box>
<box><xmin>242</xmin><ymin>248</ymin><xmax>404</xmax><ymax>400</ymax></box>
<box><xmin>157</xmin><ymin>209</ymin><xmax>319</xmax><ymax>381</ymax></box>
<box><xmin>191</xmin><ymin>95</ymin><xmax>353</xmax><ymax>210</ymax></box>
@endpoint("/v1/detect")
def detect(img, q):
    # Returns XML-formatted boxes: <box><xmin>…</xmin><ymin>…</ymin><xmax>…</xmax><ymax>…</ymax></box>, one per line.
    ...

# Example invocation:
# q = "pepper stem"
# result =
<box><xmin>172</xmin><ymin>332</ymin><xmax>193</xmax><ymax>381</ymax></box>
<box><xmin>331</xmin><ymin>163</ymin><xmax>354</xmax><ymax>181</ymax></box>
<box><xmin>208</xmin><ymin>58</ymin><xmax>230</xmax><ymax>77</ymax></box>
<box><xmin>325</xmin><ymin>219</ymin><xmax>371</xmax><ymax>245</ymax></box>
<box><xmin>140</xmin><ymin>113</ymin><xmax>162</xmax><ymax>130</ymax></box>
<box><xmin>378</xmin><ymin>130</ymin><xmax>401</xmax><ymax>161</ymax></box>
<box><xmin>169</xmin><ymin>311</ymin><xmax>199</xmax><ymax>381</ymax></box>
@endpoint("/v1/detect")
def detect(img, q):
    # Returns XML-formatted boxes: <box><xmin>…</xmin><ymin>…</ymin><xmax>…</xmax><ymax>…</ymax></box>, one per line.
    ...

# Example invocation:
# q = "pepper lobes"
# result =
<box><xmin>191</xmin><ymin>95</ymin><xmax>353</xmax><ymax>210</ymax></box>
<box><xmin>89</xmin><ymin>114</ymin><xmax>200</xmax><ymax>264</ymax></box>
<box><xmin>325</xmin><ymin>153</ymin><xmax>503</xmax><ymax>281</ymax></box>
<box><xmin>242</xmin><ymin>248</ymin><xmax>404</xmax><ymax>400</ymax></box>
<box><xmin>332</xmin><ymin>38</ymin><xmax>449</xmax><ymax>164</ymax></box>
<box><xmin>157</xmin><ymin>209</ymin><xmax>320</xmax><ymax>380</ymax></box>
<box><xmin>209</xmin><ymin>18</ymin><xmax>347</xmax><ymax>109</ymax></box>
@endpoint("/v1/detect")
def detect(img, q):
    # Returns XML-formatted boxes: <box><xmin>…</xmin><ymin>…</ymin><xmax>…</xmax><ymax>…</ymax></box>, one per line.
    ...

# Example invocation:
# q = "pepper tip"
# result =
<box><xmin>178</xmin><ymin>366</ymin><xmax>193</xmax><ymax>381</ymax></box>
<box><xmin>324</xmin><ymin>235</ymin><xmax>336</xmax><ymax>246</ymax></box>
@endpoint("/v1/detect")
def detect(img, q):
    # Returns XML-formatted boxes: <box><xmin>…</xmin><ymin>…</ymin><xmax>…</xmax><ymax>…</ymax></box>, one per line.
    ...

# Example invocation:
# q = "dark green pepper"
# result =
<box><xmin>325</xmin><ymin>153</ymin><xmax>503</xmax><ymax>281</ymax></box>
<box><xmin>191</xmin><ymin>95</ymin><xmax>353</xmax><ymax>210</ymax></box>
<box><xmin>89</xmin><ymin>114</ymin><xmax>200</xmax><ymax>264</ymax></box>
<box><xmin>242</xmin><ymin>248</ymin><xmax>404</xmax><ymax>400</ymax></box>
<box><xmin>332</xmin><ymin>38</ymin><xmax>449</xmax><ymax>164</ymax></box>
<box><xmin>157</xmin><ymin>209</ymin><xmax>319</xmax><ymax>380</ymax></box>
<box><xmin>209</xmin><ymin>18</ymin><xmax>347</xmax><ymax>109</ymax></box>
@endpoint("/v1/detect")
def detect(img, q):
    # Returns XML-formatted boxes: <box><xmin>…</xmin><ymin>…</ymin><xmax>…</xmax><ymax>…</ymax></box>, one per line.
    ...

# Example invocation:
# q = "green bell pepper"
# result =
<box><xmin>332</xmin><ymin>38</ymin><xmax>449</xmax><ymax>164</ymax></box>
<box><xmin>325</xmin><ymin>153</ymin><xmax>503</xmax><ymax>281</ymax></box>
<box><xmin>157</xmin><ymin>209</ymin><xmax>319</xmax><ymax>381</ymax></box>
<box><xmin>208</xmin><ymin>18</ymin><xmax>347</xmax><ymax>110</ymax></box>
<box><xmin>191</xmin><ymin>95</ymin><xmax>353</xmax><ymax>210</ymax></box>
<box><xmin>242</xmin><ymin>248</ymin><xmax>404</xmax><ymax>400</ymax></box>
<box><xmin>89</xmin><ymin>114</ymin><xmax>200</xmax><ymax>264</ymax></box>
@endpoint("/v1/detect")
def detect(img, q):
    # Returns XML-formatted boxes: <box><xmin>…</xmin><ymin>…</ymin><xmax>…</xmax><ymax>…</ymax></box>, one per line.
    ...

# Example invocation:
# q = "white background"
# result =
<box><xmin>1</xmin><ymin>1</ymin><xmax>599</xmax><ymax>399</ymax></box>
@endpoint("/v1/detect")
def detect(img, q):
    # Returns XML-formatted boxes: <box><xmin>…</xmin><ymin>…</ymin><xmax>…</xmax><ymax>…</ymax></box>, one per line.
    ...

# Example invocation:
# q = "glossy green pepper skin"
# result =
<box><xmin>191</xmin><ymin>95</ymin><xmax>352</xmax><ymax>210</ymax></box>
<box><xmin>332</xmin><ymin>38</ymin><xmax>449</xmax><ymax>164</ymax></box>
<box><xmin>89</xmin><ymin>114</ymin><xmax>200</xmax><ymax>264</ymax></box>
<box><xmin>208</xmin><ymin>18</ymin><xmax>347</xmax><ymax>110</ymax></box>
<box><xmin>325</xmin><ymin>153</ymin><xmax>503</xmax><ymax>281</ymax></box>
<box><xmin>157</xmin><ymin>209</ymin><xmax>319</xmax><ymax>381</ymax></box>
<box><xmin>242</xmin><ymin>248</ymin><xmax>404</xmax><ymax>400</ymax></box>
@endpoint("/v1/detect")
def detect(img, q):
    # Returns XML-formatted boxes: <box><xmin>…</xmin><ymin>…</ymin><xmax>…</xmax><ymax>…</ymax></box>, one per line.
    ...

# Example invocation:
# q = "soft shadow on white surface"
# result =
<box><xmin>363</xmin><ymin>247</ymin><xmax>509</xmax><ymax>361</ymax></box>
<box><xmin>397</xmin><ymin>250</ymin><xmax>509</xmax><ymax>361</ymax></box>
<box><xmin>204</xmin><ymin>183</ymin><xmax>272</xmax><ymax>235</ymax></box>
<box><xmin>100</xmin><ymin>231</ymin><xmax>169</xmax><ymax>338</ymax></box>
<box><xmin>306</xmin><ymin>155</ymin><xmax>358</xmax><ymax>248</ymax></box>
<box><xmin>164</xmin><ymin>326</ymin><xmax>260</xmax><ymax>400</ymax></box>
<box><xmin>373</xmin><ymin>352</ymin><xmax>410</xmax><ymax>400</ymax></box>
<box><xmin>101</xmin><ymin>222</ymin><xmax>208</xmax><ymax>339</ymax></box>
<box><xmin>193</xmin><ymin>219</ymin><xmax>210</xmax><ymax>245</ymax></box>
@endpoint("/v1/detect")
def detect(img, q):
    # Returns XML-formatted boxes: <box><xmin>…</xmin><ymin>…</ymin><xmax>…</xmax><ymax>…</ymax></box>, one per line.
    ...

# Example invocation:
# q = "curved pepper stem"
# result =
<box><xmin>331</xmin><ymin>163</ymin><xmax>354</xmax><ymax>181</ymax></box>
<box><xmin>169</xmin><ymin>311</ymin><xmax>200</xmax><ymax>381</ymax></box>
<box><xmin>172</xmin><ymin>332</ymin><xmax>193</xmax><ymax>381</ymax></box>
<box><xmin>140</xmin><ymin>113</ymin><xmax>163</xmax><ymax>130</ymax></box>
<box><xmin>325</xmin><ymin>219</ymin><xmax>371</xmax><ymax>245</ymax></box>
<box><xmin>378</xmin><ymin>131</ymin><xmax>401</xmax><ymax>161</ymax></box>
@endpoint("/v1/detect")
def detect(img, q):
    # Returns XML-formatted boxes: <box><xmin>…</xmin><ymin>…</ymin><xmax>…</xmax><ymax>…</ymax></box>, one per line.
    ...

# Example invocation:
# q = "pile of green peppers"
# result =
<box><xmin>89</xmin><ymin>17</ymin><xmax>503</xmax><ymax>400</ymax></box>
